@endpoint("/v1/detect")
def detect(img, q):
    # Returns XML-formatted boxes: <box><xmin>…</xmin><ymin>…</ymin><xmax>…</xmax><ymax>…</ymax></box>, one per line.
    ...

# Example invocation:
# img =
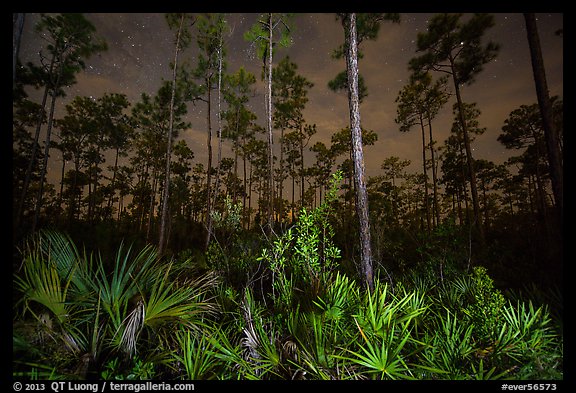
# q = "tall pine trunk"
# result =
<box><xmin>449</xmin><ymin>55</ymin><xmax>485</xmax><ymax>247</ymax></box>
<box><xmin>242</xmin><ymin>137</ymin><xmax>248</xmax><ymax>229</ymax></box>
<box><xmin>16</xmin><ymin>53</ymin><xmax>54</xmax><ymax>230</ymax></box>
<box><xmin>33</xmin><ymin>53</ymin><xmax>66</xmax><ymax>232</ymax></box>
<box><xmin>266</xmin><ymin>13</ymin><xmax>274</xmax><ymax>232</ymax></box>
<box><xmin>427</xmin><ymin>115</ymin><xmax>441</xmax><ymax>226</ymax></box>
<box><xmin>204</xmin><ymin>83</ymin><xmax>213</xmax><ymax>249</ymax></box>
<box><xmin>159</xmin><ymin>13</ymin><xmax>185</xmax><ymax>255</ymax></box>
<box><xmin>345</xmin><ymin>13</ymin><xmax>373</xmax><ymax>292</ymax></box>
<box><xmin>419</xmin><ymin>114</ymin><xmax>431</xmax><ymax>233</ymax></box>
<box><xmin>524</xmin><ymin>13</ymin><xmax>563</xmax><ymax>224</ymax></box>
<box><xmin>206</xmin><ymin>40</ymin><xmax>224</xmax><ymax>250</ymax></box>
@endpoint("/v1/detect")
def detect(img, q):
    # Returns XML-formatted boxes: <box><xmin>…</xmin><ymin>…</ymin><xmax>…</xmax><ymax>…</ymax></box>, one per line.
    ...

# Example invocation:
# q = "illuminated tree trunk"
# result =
<box><xmin>266</xmin><ymin>13</ymin><xmax>274</xmax><ymax>232</ymax></box>
<box><xmin>345</xmin><ymin>13</ymin><xmax>373</xmax><ymax>292</ymax></box>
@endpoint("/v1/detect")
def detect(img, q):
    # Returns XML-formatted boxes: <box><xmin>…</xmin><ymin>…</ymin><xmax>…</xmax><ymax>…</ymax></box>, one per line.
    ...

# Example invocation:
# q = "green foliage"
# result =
<box><xmin>13</xmin><ymin>211</ymin><xmax>562</xmax><ymax>381</ymax></box>
<box><xmin>337</xmin><ymin>281</ymin><xmax>426</xmax><ymax>380</ymax></box>
<box><xmin>415</xmin><ymin>217</ymin><xmax>469</xmax><ymax>281</ymax></box>
<box><xmin>101</xmin><ymin>356</ymin><xmax>156</xmax><ymax>380</ymax></box>
<box><xmin>417</xmin><ymin>309</ymin><xmax>475</xmax><ymax>379</ymax></box>
<box><xmin>244</xmin><ymin>13</ymin><xmax>293</xmax><ymax>68</ymax></box>
<box><xmin>14</xmin><ymin>244</ymin><xmax>74</xmax><ymax>326</ymax></box>
<box><xmin>410</xmin><ymin>13</ymin><xmax>499</xmax><ymax>86</ymax></box>
<box><xmin>172</xmin><ymin>329</ymin><xmax>219</xmax><ymax>379</ymax></box>
<box><xmin>239</xmin><ymin>288</ymin><xmax>284</xmax><ymax>378</ymax></box>
<box><xmin>205</xmin><ymin>197</ymin><xmax>263</xmax><ymax>291</ymax></box>
<box><xmin>13</xmin><ymin>230</ymin><xmax>219</xmax><ymax>379</ymax></box>
<box><xmin>257</xmin><ymin>171</ymin><xmax>343</xmax><ymax>311</ymax></box>
<box><xmin>498</xmin><ymin>301</ymin><xmax>563</xmax><ymax>379</ymax></box>
<box><xmin>463</xmin><ymin>266</ymin><xmax>506</xmax><ymax>343</ymax></box>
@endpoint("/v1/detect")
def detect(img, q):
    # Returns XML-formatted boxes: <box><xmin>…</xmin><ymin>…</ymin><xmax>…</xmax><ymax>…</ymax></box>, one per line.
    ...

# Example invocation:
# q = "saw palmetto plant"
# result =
<box><xmin>13</xmin><ymin>221</ymin><xmax>563</xmax><ymax>380</ymax></box>
<box><xmin>13</xmin><ymin>230</ymin><xmax>220</xmax><ymax>378</ymax></box>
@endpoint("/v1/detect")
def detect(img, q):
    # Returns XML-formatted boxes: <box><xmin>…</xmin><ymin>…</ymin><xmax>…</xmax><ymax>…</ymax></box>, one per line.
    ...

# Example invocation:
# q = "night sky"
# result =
<box><xmin>18</xmin><ymin>13</ymin><xmax>564</xmax><ymax>186</ymax></box>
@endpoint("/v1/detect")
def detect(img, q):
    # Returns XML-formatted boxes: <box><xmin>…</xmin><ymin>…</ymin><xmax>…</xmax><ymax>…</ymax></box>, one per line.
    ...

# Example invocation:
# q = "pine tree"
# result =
<box><xmin>159</xmin><ymin>13</ymin><xmax>195</xmax><ymax>255</ymax></box>
<box><xmin>395</xmin><ymin>72</ymin><xmax>449</xmax><ymax>231</ymax></box>
<box><xmin>21</xmin><ymin>14</ymin><xmax>107</xmax><ymax>233</ymax></box>
<box><xmin>523</xmin><ymin>13</ymin><xmax>563</xmax><ymax>225</ymax></box>
<box><xmin>410</xmin><ymin>13</ymin><xmax>499</xmax><ymax>247</ymax></box>
<box><xmin>245</xmin><ymin>13</ymin><xmax>293</xmax><ymax>232</ymax></box>
<box><xmin>332</xmin><ymin>13</ymin><xmax>399</xmax><ymax>291</ymax></box>
<box><xmin>343</xmin><ymin>13</ymin><xmax>373</xmax><ymax>291</ymax></box>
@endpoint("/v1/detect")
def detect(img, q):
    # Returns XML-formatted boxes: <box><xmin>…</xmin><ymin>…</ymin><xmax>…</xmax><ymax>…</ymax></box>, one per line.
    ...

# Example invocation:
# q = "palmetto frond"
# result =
<box><xmin>119</xmin><ymin>297</ymin><xmax>145</xmax><ymax>357</ymax></box>
<box><xmin>174</xmin><ymin>329</ymin><xmax>219</xmax><ymax>379</ymax></box>
<box><xmin>14</xmin><ymin>251</ymin><xmax>73</xmax><ymax>325</ymax></box>
<box><xmin>116</xmin><ymin>263</ymin><xmax>219</xmax><ymax>357</ymax></box>
<box><xmin>239</xmin><ymin>289</ymin><xmax>282</xmax><ymax>378</ymax></box>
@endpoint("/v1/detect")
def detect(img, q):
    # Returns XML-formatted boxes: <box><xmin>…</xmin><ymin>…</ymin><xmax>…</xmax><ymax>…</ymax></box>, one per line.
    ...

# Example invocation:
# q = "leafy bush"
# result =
<box><xmin>463</xmin><ymin>266</ymin><xmax>506</xmax><ymax>344</ymax></box>
<box><xmin>257</xmin><ymin>171</ymin><xmax>343</xmax><ymax>312</ymax></box>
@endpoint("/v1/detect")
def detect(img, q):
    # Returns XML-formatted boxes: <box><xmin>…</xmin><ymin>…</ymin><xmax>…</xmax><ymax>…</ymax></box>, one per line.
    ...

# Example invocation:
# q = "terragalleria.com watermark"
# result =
<box><xmin>12</xmin><ymin>381</ymin><xmax>195</xmax><ymax>393</ymax></box>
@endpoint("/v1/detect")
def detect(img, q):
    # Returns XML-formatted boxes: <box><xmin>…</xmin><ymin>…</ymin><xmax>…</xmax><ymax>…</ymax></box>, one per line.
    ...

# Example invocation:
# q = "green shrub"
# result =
<box><xmin>257</xmin><ymin>171</ymin><xmax>343</xmax><ymax>312</ymax></box>
<box><xmin>463</xmin><ymin>266</ymin><xmax>506</xmax><ymax>344</ymax></box>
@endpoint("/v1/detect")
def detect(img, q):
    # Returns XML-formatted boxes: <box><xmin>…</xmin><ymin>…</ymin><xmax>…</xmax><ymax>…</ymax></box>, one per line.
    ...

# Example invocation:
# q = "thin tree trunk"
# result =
<box><xmin>233</xmin><ymin>108</ymin><xmax>240</xmax><ymax>204</ymax></box>
<box><xmin>427</xmin><ymin>116</ymin><xmax>441</xmax><ymax>226</ymax></box>
<box><xmin>248</xmin><ymin>162</ymin><xmax>253</xmax><ymax>229</ymax></box>
<box><xmin>32</xmin><ymin>89</ymin><xmax>58</xmax><ymax>233</ymax></box>
<box><xmin>345</xmin><ymin>13</ymin><xmax>373</xmax><ymax>292</ymax></box>
<box><xmin>58</xmin><ymin>154</ymin><xmax>66</xmax><ymax>206</ymax></box>
<box><xmin>106</xmin><ymin>148</ymin><xmax>120</xmax><ymax>216</ymax></box>
<box><xmin>117</xmin><ymin>194</ymin><xmax>123</xmax><ymax>221</ymax></box>
<box><xmin>291</xmin><ymin>170</ymin><xmax>295</xmax><ymax>221</ymax></box>
<box><xmin>16</xmin><ymin>54</ymin><xmax>54</xmax><ymax>229</ymax></box>
<box><xmin>419</xmin><ymin>115</ymin><xmax>431</xmax><ymax>233</ymax></box>
<box><xmin>68</xmin><ymin>159</ymin><xmax>81</xmax><ymax>224</ymax></box>
<box><xmin>87</xmin><ymin>165</ymin><xmax>93</xmax><ymax>222</ymax></box>
<box><xmin>34</xmin><ymin>55</ymin><xmax>66</xmax><ymax>230</ymax></box>
<box><xmin>456</xmin><ymin>189</ymin><xmax>463</xmax><ymax>226</ymax></box>
<box><xmin>532</xmin><ymin>135</ymin><xmax>549</xmax><ymax>237</ymax></box>
<box><xmin>204</xmin><ymin>82</ymin><xmax>213</xmax><ymax>248</ymax></box>
<box><xmin>242</xmin><ymin>138</ymin><xmax>248</xmax><ymax>229</ymax></box>
<box><xmin>481</xmin><ymin>178</ymin><xmax>489</xmax><ymax>231</ymax></box>
<box><xmin>278</xmin><ymin>128</ymin><xmax>284</xmax><ymax>224</ymax></box>
<box><xmin>449</xmin><ymin>57</ymin><xmax>485</xmax><ymax>246</ymax></box>
<box><xmin>206</xmin><ymin>41</ymin><xmax>224</xmax><ymax>250</ymax></box>
<box><xmin>159</xmin><ymin>13</ymin><xmax>184</xmax><ymax>255</ymax></box>
<box><xmin>267</xmin><ymin>13</ymin><xmax>274</xmax><ymax>232</ymax></box>
<box><xmin>146</xmin><ymin>172</ymin><xmax>158</xmax><ymax>243</ymax></box>
<box><xmin>300</xmin><ymin>125</ymin><xmax>306</xmax><ymax>210</ymax></box>
<box><xmin>524</xmin><ymin>13</ymin><xmax>563</xmax><ymax>225</ymax></box>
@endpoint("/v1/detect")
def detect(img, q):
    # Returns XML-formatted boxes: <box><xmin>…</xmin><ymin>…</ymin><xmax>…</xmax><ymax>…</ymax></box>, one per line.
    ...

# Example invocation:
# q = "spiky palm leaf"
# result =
<box><xmin>13</xmin><ymin>240</ymin><xmax>88</xmax><ymax>358</ymax></box>
<box><xmin>88</xmin><ymin>242</ymin><xmax>158</xmax><ymax>346</ymax></box>
<box><xmin>174</xmin><ymin>329</ymin><xmax>219</xmax><ymax>379</ymax></box>
<box><xmin>117</xmin><ymin>263</ymin><xmax>219</xmax><ymax>357</ymax></box>
<box><xmin>207</xmin><ymin>325</ymin><xmax>259</xmax><ymax>380</ymax></box>
<box><xmin>239</xmin><ymin>289</ymin><xmax>283</xmax><ymax>378</ymax></box>
<box><xmin>34</xmin><ymin>230</ymin><xmax>92</xmax><ymax>296</ymax></box>
<box><xmin>334</xmin><ymin>317</ymin><xmax>414</xmax><ymax>380</ymax></box>
<box><xmin>334</xmin><ymin>280</ymin><xmax>430</xmax><ymax>380</ymax></box>
<box><xmin>415</xmin><ymin>308</ymin><xmax>475</xmax><ymax>379</ymax></box>
<box><xmin>14</xmin><ymin>250</ymin><xmax>73</xmax><ymax>325</ymax></box>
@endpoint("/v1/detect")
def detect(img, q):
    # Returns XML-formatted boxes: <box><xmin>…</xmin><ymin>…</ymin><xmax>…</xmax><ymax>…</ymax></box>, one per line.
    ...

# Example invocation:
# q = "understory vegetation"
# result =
<box><xmin>12</xmin><ymin>175</ymin><xmax>563</xmax><ymax>380</ymax></box>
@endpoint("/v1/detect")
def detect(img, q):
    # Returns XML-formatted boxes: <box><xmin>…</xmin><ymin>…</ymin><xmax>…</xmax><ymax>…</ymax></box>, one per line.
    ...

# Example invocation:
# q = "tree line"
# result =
<box><xmin>13</xmin><ymin>12</ymin><xmax>563</xmax><ymax>290</ymax></box>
